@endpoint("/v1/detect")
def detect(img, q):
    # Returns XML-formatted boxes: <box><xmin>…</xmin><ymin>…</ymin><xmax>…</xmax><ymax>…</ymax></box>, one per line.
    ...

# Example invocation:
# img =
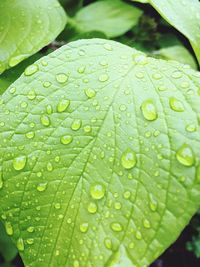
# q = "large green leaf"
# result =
<box><xmin>131</xmin><ymin>0</ymin><xmax>200</xmax><ymax>65</ymax></box>
<box><xmin>73</xmin><ymin>0</ymin><xmax>142</xmax><ymax>38</ymax></box>
<box><xmin>0</xmin><ymin>39</ymin><xmax>200</xmax><ymax>267</ymax></box>
<box><xmin>0</xmin><ymin>0</ymin><xmax>66</xmax><ymax>74</ymax></box>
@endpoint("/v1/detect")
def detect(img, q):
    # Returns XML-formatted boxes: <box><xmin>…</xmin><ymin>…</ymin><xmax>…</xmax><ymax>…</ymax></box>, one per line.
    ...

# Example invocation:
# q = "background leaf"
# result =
<box><xmin>0</xmin><ymin>0</ymin><xmax>67</xmax><ymax>74</ymax></box>
<box><xmin>73</xmin><ymin>0</ymin><xmax>143</xmax><ymax>38</ymax></box>
<box><xmin>0</xmin><ymin>39</ymin><xmax>200</xmax><ymax>267</ymax></box>
<box><xmin>131</xmin><ymin>0</ymin><xmax>200</xmax><ymax>65</ymax></box>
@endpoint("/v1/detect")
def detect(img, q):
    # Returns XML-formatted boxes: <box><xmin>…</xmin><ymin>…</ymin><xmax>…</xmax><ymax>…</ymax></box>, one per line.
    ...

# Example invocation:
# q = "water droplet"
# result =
<box><xmin>121</xmin><ymin>149</ymin><xmax>137</xmax><ymax>170</ymax></box>
<box><xmin>46</xmin><ymin>104</ymin><xmax>53</xmax><ymax>115</ymax></box>
<box><xmin>84</xmin><ymin>88</ymin><xmax>96</xmax><ymax>99</ymax></box>
<box><xmin>27</xmin><ymin>226</ymin><xmax>34</xmax><ymax>233</ymax></box>
<box><xmin>43</xmin><ymin>81</ymin><xmax>51</xmax><ymax>88</ymax></box>
<box><xmin>169</xmin><ymin>97</ymin><xmax>184</xmax><ymax>112</ymax></box>
<box><xmin>13</xmin><ymin>156</ymin><xmax>26</xmax><ymax>171</ymax></box>
<box><xmin>84</xmin><ymin>125</ymin><xmax>92</xmax><ymax>133</ymax></box>
<box><xmin>80</xmin><ymin>222</ymin><xmax>89</xmax><ymax>233</ymax></box>
<box><xmin>37</xmin><ymin>182</ymin><xmax>47</xmax><ymax>192</ymax></box>
<box><xmin>47</xmin><ymin>162</ymin><xmax>53</xmax><ymax>172</ymax></box>
<box><xmin>123</xmin><ymin>191</ymin><xmax>131</xmax><ymax>199</ymax></box>
<box><xmin>114</xmin><ymin>202</ymin><xmax>122</xmax><ymax>210</ymax></box>
<box><xmin>9</xmin><ymin>87</ymin><xmax>16</xmax><ymax>94</ymax></box>
<box><xmin>87</xmin><ymin>202</ymin><xmax>97</xmax><ymax>214</ymax></box>
<box><xmin>111</xmin><ymin>222</ymin><xmax>123</xmax><ymax>232</ymax></box>
<box><xmin>71</xmin><ymin>119</ymin><xmax>82</xmax><ymax>131</ymax></box>
<box><xmin>99</xmin><ymin>74</ymin><xmax>109</xmax><ymax>82</ymax></box>
<box><xmin>104</xmin><ymin>238</ymin><xmax>112</xmax><ymax>249</ymax></box>
<box><xmin>17</xmin><ymin>238</ymin><xmax>24</xmax><ymax>251</ymax></box>
<box><xmin>54</xmin><ymin>203</ymin><xmax>61</xmax><ymax>210</ymax></box>
<box><xmin>56</xmin><ymin>73</ymin><xmax>68</xmax><ymax>84</ymax></box>
<box><xmin>27</xmin><ymin>90</ymin><xmax>36</xmax><ymax>100</ymax></box>
<box><xmin>143</xmin><ymin>219</ymin><xmax>151</xmax><ymax>229</ymax></box>
<box><xmin>149</xmin><ymin>194</ymin><xmax>158</xmax><ymax>212</ymax></box>
<box><xmin>135</xmin><ymin>230</ymin><xmax>142</xmax><ymax>240</ymax></box>
<box><xmin>0</xmin><ymin>171</ymin><xmax>3</xmax><ymax>189</ymax></box>
<box><xmin>196</xmin><ymin>164</ymin><xmax>200</xmax><ymax>182</ymax></box>
<box><xmin>40</xmin><ymin>115</ymin><xmax>50</xmax><ymax>127</ymax></box>
<box><xmin>186</xmin><ymin>124</ymin><xmax>197</xmax><ymax>132</ymax></box>
<box><xmin>5</xmin><ymin>222</ymin><xmax>13</xmax><ymax>236</ymax></box>
<box><xmin>141</xmin><ymin>100</ymin><xmax>157</xmax><ymax>121</ymax></box>
<box><xmin>77</xmin><ymin>66</ymin><xmax>85</xmax><ymax>74</ymax></box>
<box><xmin>60</xmin><ymin>135</ymin><xmax>73</xmax><ymax>145</ymax></box>
<box><xmin>73</xmin><ymin>260</ymin><xmax>80</xmax><ymax>267</ymax></box>
<box><xmin>57</xmin><ymin>99</ymin><xmax>70</xmax><ymax>113</ymax></box>
<box><xmin>103</xmin><ymin>43</ymin><xmax>113</xmax><ymax>51</ymax></box>
<box><xmin>24</xmin><ymin>64</ymin><xmax>39</xmax><ymax>76</ymax></box>
<box><xmin>90</xmin><ymin>184</ymin><xmax>105</xmax><ymax>200</ymax></box>
<box><xmin>27</xmin><ymin>238</ymin><xmax>34</xmax><ymax>245</ymax></box>
<box><xmin>25</xmin><ymin>131</ymin><xmax>35</xmax><ymax>139</ymax></box>
<box><xmin>176</xmin><ymin>144</ymin><xmax>195</xmax><ymax>166</ymax></box>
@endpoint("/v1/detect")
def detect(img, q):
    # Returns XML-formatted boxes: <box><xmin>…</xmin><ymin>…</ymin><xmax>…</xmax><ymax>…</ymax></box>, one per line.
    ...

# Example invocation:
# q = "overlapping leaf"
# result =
<box><xmin>0</xmin><ymin>39</ymin><xmax>200</xmax><ymax>267</ymax></box>
<box><xmin>0</xmin><ymin>0</ymin><xmax>66</xmax><ymax>74</ymax></box>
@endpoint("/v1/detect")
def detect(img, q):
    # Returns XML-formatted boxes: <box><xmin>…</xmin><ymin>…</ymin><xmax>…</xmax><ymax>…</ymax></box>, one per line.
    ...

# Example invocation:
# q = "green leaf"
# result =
<box><xmin>154</xmin><ymin>45</ymin><xmax>197</xmax><ymax>70</ymax></box>
<box><xmin>0</xmin><ymin>221</ymin><xmax>17</xmax><ymax>262</ymax></box>
<box><xmin>0</xmin><ymin>39</ymin><xmax>200</xmax><ymax>267</ymax></box>
<box><xmin>73</xmin><ymin>0</ymin><xmax>142</xmax><ymax>38</ymax></box>
<box><xmin>131</xmin><ymin>0</ymin><xmax>200</xmax><ymax>65</ymax></box>
<box><xmin>0</xmin><ymin>0</ymin><xmax>67</xmax><ymax>74</ymax></box>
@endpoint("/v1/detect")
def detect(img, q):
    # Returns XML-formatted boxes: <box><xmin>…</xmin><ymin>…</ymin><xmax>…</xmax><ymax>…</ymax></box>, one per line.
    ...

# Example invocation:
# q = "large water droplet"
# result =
<box><xmin>24</xmin><ymin>64</ymin><xmax>39</xmax><ymax>76</ymax></box>
<box><xmin>57</xmin><ymin>99</ymin><xmax>70</xmax><ymax>113</ymax></box>
<box><xmin>37</xmin><ymin>182</ymin><xmax>47</xmax><ymax>192</ymax></box>
<box><xmin>40</xmin><ymin>115</ymin><xmax>50</xmax><ymax>127</ymax></box>
<box><xmin>5</xmin><ymin>222</ymin><xmax>13</xmax><ymax>236</ymax></box>
<box><xmin>17</xmin><ymin>238</ymin><xmax>24</xmax><ymax>251</ymax></box>
<box><xmin>60</xmin><ymin>135</ymin><xmax>73</xmax><ymax>145</ymax></box>
<box><xmin>121</xmin><ymin>149</ymin><xmax>137</xmax><ymax>170</ymax></box>
<box><xmin>56</xmin><ymin>73</ymin><xmax>68</xmax><ymax>84</ymax></box>
<box><xmin>80</xmin><ymin>222</ymin><xmax>89</xmax><ymax>233</ymax></box>
<box><xmin>176</xmin><ymin>144</ymin><xmax>195</xmax><ymax>166</ymax></box>
<box><xmin>13</xmin><ymin>156</ymin><xmax>27</xmax><ymax>171</ymax></box>
<box><xmin>90</xmin><ymin>184</ymin><xmax>105</xmax><ymax>200</ymax></box>
<box><xmin>87</xmin><ymin>202</ymin><xmax>97</xmax><ymax>214</ymax></box>
<box><xmin>169</xmin><ymin>97</ymin><xmax>185</xmax><ymax>112</ymax></box>
<box><xmin>71</xmin><ymin>119</ymin><xmax>81</xmax><ymax>131</ymax></box>
<box><xmin>111</xmin><ymin>222</ymin><xmax>123</xmax><ymax>232</ymax></box>
<box><xmin>141</xmin><ymin>100</ymin><xmax>157</xmax><ymax>121</ymax></box>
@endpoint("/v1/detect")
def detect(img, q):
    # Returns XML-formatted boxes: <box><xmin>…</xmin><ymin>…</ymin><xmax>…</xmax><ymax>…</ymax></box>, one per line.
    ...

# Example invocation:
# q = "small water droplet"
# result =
<box><xmin>123</xmin><ymin>191</ymin><xmax>131</xmax><ymax>199</ymax></box>
<box><xmin>24</xmin><ymin>64</ymin><xmax>39</xmax><ymax>76</ymax></box>
<box><xmin>103</xmin><ymin>43</ymin><xmax>113</xmax><ymax>51</ymax></box>
<box><xmin>27</xmin><ymin>90</ymin><xmax>36</xmax><ymax>100</ymax></box>
<box><xmin>71</xmin><ymin>119</ymin><xmax>82</xmax><ymax>131</ymax></box>
<box><xmin>57</xmin><ymin>99</ymin><xmax>70</xmax><ymax>113</ymax></box>
<box><xmin>13</xmin><ymin>156</ymin><xmax>26</xmax><ymax>171</ymax></box>
<box><xmin>114</xmin><ymin>202</ymin><xmax>122</xmax><ymax>210</ymax></box>
<box><xmin>60</xmin><ymin>135</ymin><xmax>73</xmax><ymax>145</ymax></box>
<box><xmin>196</xmin><ymin>164</ymin><xmax>200</xmax><ymax>182</ymax></box>
<box><xmin>104</xmin><ymin>238</ymin><xmax>112</xmax><ymax>249</ymax></box>
<box><xmin>121</xmin><ymin>149</ymin><xmax>137</xmax><ymax>170</ymax></box>
<box><xmin>56</xmin><ymin>73</ymin><xmax>68</xmax><ymax>84</ymax></box>
<box><xmin>90</xmin><ymin>184</ymin><xmax>105</xmax><ymax>200</ymax></box>
<box><xmin>37</xmin><ymin>182</ymin><xmax>47</xmax><ymax>192</ymax></box>
<box><xmin>186</xmin><ymin>124</ymin><xmax>197</xmax><ymax>132</ymax></box>
<box><xmin>135</xmin><ymin>230</ymin><xmax>142</xmax><ymax>240</ymax></box>
<box><xmin>84</xmin><ymin>88</ymin><xmax>96</xmax><ymax>99</ymax></box>
<box><xmin>27</xmin><ymin>238</ymin><xmax>34</xmax><ymax>245</ymax></box>
<box><xmin>46</xmin><ymin>104</ymin><xmax>53</xmax><ymax>115</ymax></box>
<box><xmin>87</xmin><ymin>202</ymin><xmax>97</xmax><ymax>214</ymax></box>
<box><xmin>99</xmin><ymin>74</ymin><xmax>109</xmax><ymax>82</ymax></box>
<box><xmin>143</xmin><ymin>219</ymin><xmax>151</xmax><ymax>229</ymax></box>
<box><xmin>25</xmin><ymin>131</ymin><xmax>35</xmax><ymax>139</ymax></box>
<box><xmin>141</xmin><ymin>100</ymin><xmax>157</xmax><ymax>121</ymax></box>
<box><xmin>84</xmin><ymin>125</ymin><xmax>92</xmax><ymax>133</ymax></box>
<box><xmin>149</xmin><ymin>194</ymin><xmax>158</xmax><ymax>212</ymax></box>
<box><xmin>111</xmin><ymin>222</ymin><xmax>123</xmax><ymax>232</ymax></box>
<box><xmin>47</xmin><ymin>162</ymin><xmax>53</xmax><ymax>172</ymax></box>
<box><xmin>80</xmin><ymin>222</ymin><xmax>89</xmax><ymax>233</ymax></box>
<box><xmin>43</xmin><ymin>81</ymin><xmax>51</xmax><ymax>88</ymax></box>
<box><xmin>40</xmin><ymin>115</ymin><xmax>50</xmax><ymax>127</ymax></box>
<box><xmin>27</xmin><ymin>226</ymin><xmax>34</xmax><ymax>233</ymax></box>
<box><xmin>176</xmin><ymin>144</ymin><xmax>195</xmax><ymax>166</ymax></box>
<box><xmin>5</xmin><ymin>222</ymin><xmax>13</xmax><ymax>236</ymax></box>
<box><xmin>169</xmin><ymin>97</ymin><xmax>184</xmax><ymax>112</ymax></box>
<box><xmin>17</xmin><ymin>238</ymin><xmax>24</xmax><ymax>251</ymax></box>
<box><xmin>73</xmin><ymin>260</ymin><xmax>80</xmax><ymax>267</ymax></box>
<box><xmin>54</xmin><ymin>203</ymin><xmax>61</xmax><ymax>210</ymax></box>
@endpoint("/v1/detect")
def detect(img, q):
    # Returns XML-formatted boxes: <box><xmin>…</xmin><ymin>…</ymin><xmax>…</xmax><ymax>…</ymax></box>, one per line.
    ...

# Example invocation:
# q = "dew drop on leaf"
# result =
<box><xmin>57</xmin><ymin>99</ymin><xmax>70</xmax><ymax>113</ymax></box>
<box><xmin>143</xmin><ymin>219</ymin><xmax>151</xmax><ymax>229</ymax></box>
<box><xmin>54</xmin><ymin>203</ymin><xmax>61</xmax><ymax>210</ymax></box>
<box><xmin>71</xmin><ymin>119</ymin><xmax>82</xmax><ymax>131</ymax></box>
<box><xmin>17</xmin><ymin>238</ymin><xmax>25</xmax><ymax>251</ymax></box>
<box><xmin>0</xmin><ymin>171</ymin><xmax>3</xmax><ymax>189</ymax></box>
<box><xmin>121</xmin><ymin>149</ymin><xmax>137</xmax><ymax>170</ymax></box>
<box><xmin>104</xmin><ymin>238</ymin><xmax>112</xmax><ymax>249</ymax></box>
<box><xmin>40</xmin><ymin>115</ymin><xmax>50</xmax><ymax>127</ymax></box>
<box><xmin>25</xmin><ymin>131</ymin><xmax>35</xmax><ymax>139</ymax></box>
<box><xmin>27</xmin><ymin>226</ymin><xmax>34</xmax><ymax>233</ymax></box>
<box><xmin>185</xmin><ymin>124</ymin><xmax>197</xmax><ymax>132</ymax></box>
<box><xmin>98</xmin><ymin>74</ymin><xmax>109</xmax><ymax>82</ymax></box>
<box><xmin>60</xmin><ymin>135</ymin><xmax>73</xmax><ymax>145</ymax></box>
<box><xmin>13</xmin><ymin>156</ymin><xmax>27</xmax><ymax>171</ymax></box>
<box><xmin>84</xmin><ymin>125</ymin><xmax>92</xmax><ymax>133</ymax></box>
<box><xmin>56</xmin><ymin>73</ymin><xmax>68</xmax><ymax>84</ymax></box>
<box><xmin>169</xmin><ymin>97</ymin><xmax>185</xmax><ymax>112</ymax></box>
<box><xmin>84</xmin><ymin>88</ymin><xmax>96</xmax><ymax>99</ymax></box>
<box><xmin>141</xmin><ymin>100</ymin><xmax>157</xmax><ymax>121</ymax></box>
<box><xmin>87</xmin><ymin>202</ymin><xmax>97</xmax><ymax>214</ymax></box>
<box><xmin>135</xmin><ymin>230</ymin><xmax>142</xmax><ymax>240</ymax></box>
<box><xmin>36</xmin><ymin>182</ymin><xmax>48</xmax><ymax>192</ymax></box>
<box><xmin>176</xmin><ymin>144</ymin><xmax>195</xmax><ymax>166</ymax></box>
<box><xmin>80</xmin><ymin>222</ymin><xmax>89</xmax><ymax>233</ymax></box>
<box><xmin>24</xmin><ymin>64</ymin><xmax>39</xmax><ymax>76</ymax></box>
<box><xmin>90</xmin><ymin>184</ymin><xmax>105</xmax><ymax>200</ymax></box>
<box><xmin>5</xmin><ymin>222</ymin><xmax>13</xmax><ymax>236</ymax></box>
<box><xmin>149</xmin><ymin>194</ymin><xmax>158</xmax><ymax>212</ymax></box>
<box><xmin>27</xmin><ymin>238</ymin><xmax>34</xmax><ymax>245</ymax></box>
<box><xmin>110</xmin><ymin>222</ymin><xmax>123</xmax><ymax>232</ymax></box>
